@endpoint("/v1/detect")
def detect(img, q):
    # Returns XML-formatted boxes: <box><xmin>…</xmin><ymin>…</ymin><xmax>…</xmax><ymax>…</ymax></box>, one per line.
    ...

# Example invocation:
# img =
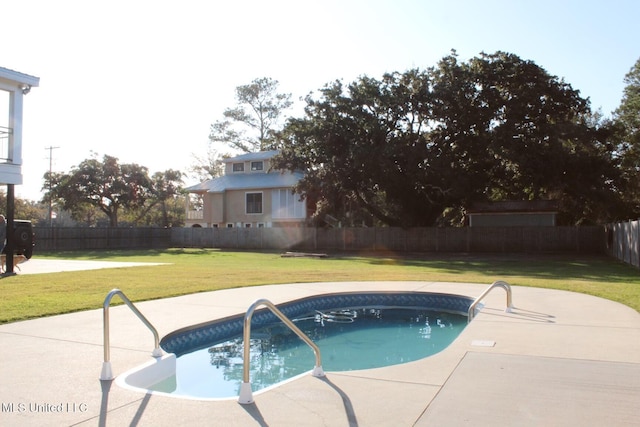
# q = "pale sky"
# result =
<box><xmin>2</xmin><ymin>0</ymin><xmax>639</xmax><ymax>201</ymax></box>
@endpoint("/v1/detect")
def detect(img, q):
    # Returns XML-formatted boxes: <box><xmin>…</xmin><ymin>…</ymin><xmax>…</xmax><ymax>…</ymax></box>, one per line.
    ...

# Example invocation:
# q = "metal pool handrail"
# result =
<box><xmin>238</xmin><ymin>298</ymin><xmax>325</xmax><ymax>405</ymax></box>
<box><xmin>468</xmin><ymin>280</ymin><xmax>513</xmax><ymax>323</ymax></box>
<box><xmin>100</xmin><ymin>288</ymin><xmax>163</xmax><ymax>380</ymax></box>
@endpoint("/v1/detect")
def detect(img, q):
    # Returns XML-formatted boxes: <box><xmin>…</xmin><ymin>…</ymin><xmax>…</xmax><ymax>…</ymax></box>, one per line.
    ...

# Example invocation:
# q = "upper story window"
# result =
<box><xmin>233</xmin><ymin>163</ymin><xmax>244</xmax><ymax>172</ymax></box>
<box><xmin>251</xmin><ymin>161</ymin><xmax>264</xmax><ymax>171</ymax></box>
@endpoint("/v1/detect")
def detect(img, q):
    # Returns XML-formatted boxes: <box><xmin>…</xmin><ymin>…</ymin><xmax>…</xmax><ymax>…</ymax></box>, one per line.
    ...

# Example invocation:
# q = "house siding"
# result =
<box><xmin>469</xmin><ymin>212</ymin><xmax>556</xmax><ymax>227</ymax></box>
<box><xmin>224</xmin><ymin>189</ymin><xmax>273</xmax><ymax>226</ymax></box>
<box><xmin>210</xmin><ymin>193</ymin><xmax>224</xmax><ymax>224</ymax></box>
<box><xmin>467</xmin><ymin>201</ymin><xmax>558</xmax><ymax>227</ymax></box>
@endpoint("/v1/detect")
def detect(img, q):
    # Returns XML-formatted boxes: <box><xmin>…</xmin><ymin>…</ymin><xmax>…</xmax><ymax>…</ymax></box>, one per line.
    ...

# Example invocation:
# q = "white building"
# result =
<box><xmin>0</xmin><ymin>67</ymin><xmax>39</xmax><ymax>186</ymax></box>
<box><xmin>1</xmin><ymin>67</ymin><xmax>39</xmax><ymax>272</ymax></box>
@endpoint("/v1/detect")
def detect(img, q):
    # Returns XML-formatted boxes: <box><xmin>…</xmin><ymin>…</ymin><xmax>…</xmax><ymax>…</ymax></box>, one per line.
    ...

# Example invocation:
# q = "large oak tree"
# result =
<box><xmin>45</xmin><ymin>154</ymin><xmax>165</xmax><ymax>227</ymax></box>
<box><xmin>614</xmin><ymin>57</ymin><xmax>640</xmax><ymax>214</ymax></box>
<box><xmin>274</xmin><ymin>51</ymin><xmax>622</xmax><ymax>226</ymax></box>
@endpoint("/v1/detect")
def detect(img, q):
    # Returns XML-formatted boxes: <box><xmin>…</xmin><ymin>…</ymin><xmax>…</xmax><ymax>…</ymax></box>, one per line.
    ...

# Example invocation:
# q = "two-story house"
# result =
<box><xmin>184</xmin><ymin>150</ymin><xmax>307</xmax><ymax>228</ymax></box>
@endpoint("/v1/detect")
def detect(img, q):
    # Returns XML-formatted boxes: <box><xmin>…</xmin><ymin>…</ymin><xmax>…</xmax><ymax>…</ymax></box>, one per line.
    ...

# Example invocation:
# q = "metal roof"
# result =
<box><xmin>223</xmin><ymin>150</ymin><xmax>280</xmax><ymax>163</ymax></box>
<box><xmin>185</xmin><ymin>171</ymin><xmax>303</xmax><ymax>193</ymax></box>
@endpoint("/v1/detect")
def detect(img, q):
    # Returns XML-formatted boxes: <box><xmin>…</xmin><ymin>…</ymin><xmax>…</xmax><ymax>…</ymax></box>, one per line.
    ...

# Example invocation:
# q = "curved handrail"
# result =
<box><xmin>100</xmin><ymin>288</ymin><xmax>162</xmax><ymax>380</ymax></box>
<box><xmin>468</xmin><ymin>280</ymin><xmax>513</xmax><ymax>323</ymax></box>
<box><xmin>239</xmin><ymin>298</ymin><xmax>325</xmax><ymax>404</ymax></box>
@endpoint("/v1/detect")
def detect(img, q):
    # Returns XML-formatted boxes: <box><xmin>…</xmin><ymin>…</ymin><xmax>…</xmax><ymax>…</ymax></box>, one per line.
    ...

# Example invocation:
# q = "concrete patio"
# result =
<box><xmin>1</xmin><ymin>260</ymin><xmax>639</xmax><ymax>426</ymax></box>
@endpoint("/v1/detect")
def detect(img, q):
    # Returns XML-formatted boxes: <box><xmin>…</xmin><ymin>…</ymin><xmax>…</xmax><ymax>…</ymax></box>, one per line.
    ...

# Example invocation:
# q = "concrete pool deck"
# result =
<box><xmin>0</xmin><ymin>264</ymin><xmax>639</xmax><ymax>425</ymax></box>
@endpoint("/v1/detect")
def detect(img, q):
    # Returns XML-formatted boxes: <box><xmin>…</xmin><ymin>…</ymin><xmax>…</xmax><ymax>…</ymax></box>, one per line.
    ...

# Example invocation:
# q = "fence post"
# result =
<box><xmin>343</xmin><ymin>228</ymin><xmax>346</xmax><ymax>251</ymax></box>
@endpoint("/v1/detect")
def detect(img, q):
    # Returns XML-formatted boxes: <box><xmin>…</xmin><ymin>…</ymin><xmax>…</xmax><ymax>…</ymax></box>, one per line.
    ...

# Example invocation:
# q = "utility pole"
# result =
<box><xmin>45</xmin><ymin>146</ymin><xmax>59</xmax><ymax>227</ymax></box>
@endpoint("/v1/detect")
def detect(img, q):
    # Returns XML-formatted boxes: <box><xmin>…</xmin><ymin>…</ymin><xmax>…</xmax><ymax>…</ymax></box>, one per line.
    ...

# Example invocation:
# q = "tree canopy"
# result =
<box><xmin>44</xmin><ymin>154</ymin><xmax>183</xmax><ymax>227</ymax></box>
<box><xmin>273</xmin><ymin>51</ymin><xmax>623</xmax><ymax>226</ymax></box>
<box><xmin>209</xmin><ymin>77</ymin><xmax>292</xmax><ymax>153</ymax></box>
<box><xmin>614</xmin><ymin>57</ymin><xmax>640</xmax><ymax>213</ymax></box>
<box><xmin>191</xmin><ymin>77</ymin><xmax>293</xmax><ymax>183</ymax></box>
<box><xmin>616</xmin><ymin>57</ymin><xmax>640</xmax><ymax>149</ymax></box>
<box><xmin>0</xmin><ymin>192</ymin><xmax>47</xmax><ymax>224</ymax></box>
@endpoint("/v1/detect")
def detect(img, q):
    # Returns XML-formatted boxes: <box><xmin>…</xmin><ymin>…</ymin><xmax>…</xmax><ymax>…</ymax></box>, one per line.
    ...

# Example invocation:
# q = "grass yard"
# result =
<box><xmin>1</xmin><ymin>248</ymin><xmax>639</xmax><ymax>324</ymax></box>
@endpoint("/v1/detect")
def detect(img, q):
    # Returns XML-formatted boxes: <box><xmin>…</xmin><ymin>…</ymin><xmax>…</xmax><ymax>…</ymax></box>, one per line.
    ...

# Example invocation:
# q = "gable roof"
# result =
<box><xmin>185</xmin><ymin>171</ymin><xmax>303</xmax><ymax>193</ymax></box>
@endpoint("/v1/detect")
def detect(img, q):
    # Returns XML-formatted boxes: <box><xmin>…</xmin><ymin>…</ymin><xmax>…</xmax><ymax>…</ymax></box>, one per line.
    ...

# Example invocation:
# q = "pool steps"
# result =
<box><xmin>100</xmin><ymin>289</ymin><xmax>163</xmax><ymax>381</ymax></box>
<box><xmin>467</xmin><ymin>280</ymin><xmax>513</xmax><ymax>322</ymax></box>
<box><xmin>239</xmin><ymin>298</ymin><xmax>325</xmax><ymax>404</ymax></box>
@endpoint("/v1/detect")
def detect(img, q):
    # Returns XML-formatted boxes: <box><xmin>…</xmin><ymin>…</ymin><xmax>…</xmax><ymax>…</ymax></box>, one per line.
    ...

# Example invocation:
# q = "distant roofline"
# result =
<box><xmin>184</xmin><ymin>170</ymin><xmax>304</xmax><ymax>193</ymax></box>
<box><xmin>224</xmin><ymin>150</ymin><xmax>279</xmax><ymax>163</ymax></box>
<box><xmin>467</xmin><ymin>200</ymin><xmax>559</xmax><ymax>214</ymax></box>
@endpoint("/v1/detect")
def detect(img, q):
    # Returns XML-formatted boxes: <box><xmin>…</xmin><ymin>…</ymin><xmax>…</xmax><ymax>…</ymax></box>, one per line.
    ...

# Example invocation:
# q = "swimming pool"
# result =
<box><xmin>117</xmin><ymin>291</ymin><xmax>473</xmax><ymax>400</ymax></box>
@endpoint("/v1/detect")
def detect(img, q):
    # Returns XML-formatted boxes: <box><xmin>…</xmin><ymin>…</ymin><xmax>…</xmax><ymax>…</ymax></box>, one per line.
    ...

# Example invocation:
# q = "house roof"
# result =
<box><xmin>185</xmin><ymin>171</ymin><xmax>304</xmax><ymax>193</ymax></box>
<box><xmin>224</xmin><ymin>150</ymin><xmax>280</xmax><ymax>163</ymax></box>
<box><xmin>0</xmin><ymin>67</ymin><xmax>40</xmax><ymax>87</ymax></box>
<box><xmin>467</xmin><ymin>200</ymin><xmax>559</xmax><ymax>214</ymax></box>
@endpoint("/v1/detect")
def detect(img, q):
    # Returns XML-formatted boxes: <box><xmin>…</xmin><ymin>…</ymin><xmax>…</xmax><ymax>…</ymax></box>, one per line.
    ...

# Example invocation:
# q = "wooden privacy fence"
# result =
<box><xmin>170</xmin><ymin>226</ymin><xmax>604</xmax><ymax>253</ymax></box>
<box><xmin>33</xmin><ymin>227</ymin><xmax>172</xmax><ymax>251</ymax></box>
<box><xmin>32</xmin><ymin>226</ymin><xmax>604</xmax><ymax>254</ymax></box>
<box><xmin>606</xmin><ymin>220</ymin><xmax>640</xmax><ymax>267</ymax></box>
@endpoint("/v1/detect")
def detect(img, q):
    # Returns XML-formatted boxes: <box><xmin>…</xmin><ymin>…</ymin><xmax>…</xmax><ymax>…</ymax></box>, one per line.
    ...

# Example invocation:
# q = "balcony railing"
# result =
<box><xmin>0</xmin><ymin>125</ymin><xmax>11</xmax><ymax>162</ymax></box>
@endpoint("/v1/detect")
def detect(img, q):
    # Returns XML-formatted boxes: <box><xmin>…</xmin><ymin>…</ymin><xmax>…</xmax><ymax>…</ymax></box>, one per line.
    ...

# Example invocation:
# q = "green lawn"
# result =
<box><xmin>1</xmin><ymin>248</ymin><xmax>639</xmax><ymax>324</ymax></box>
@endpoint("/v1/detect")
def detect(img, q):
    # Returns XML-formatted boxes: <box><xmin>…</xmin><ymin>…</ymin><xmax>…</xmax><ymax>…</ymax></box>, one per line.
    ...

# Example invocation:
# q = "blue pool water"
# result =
<box><xmin>151</xmin><ymin>307</ymin><xmax>467</xmax><ymax>399</ymax></box>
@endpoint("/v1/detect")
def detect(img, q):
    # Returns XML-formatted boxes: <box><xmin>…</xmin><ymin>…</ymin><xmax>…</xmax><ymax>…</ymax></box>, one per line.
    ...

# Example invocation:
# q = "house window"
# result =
<box><xmin>246</xmin><ymin>192</ymin><xmax>263</xmax><ymax>214</ymax></box>
<box><xmin>245</xmin><ymin>223</ymin><xmax>252</xmax><ymax>228</ymax></box>
<box><xmin>233</xmin><ymin>163</ymin><xmax>244</xmax><ymax>172</ymax></box>
<box><xmin>226</xmin><ymin>223</ymin><xmax>234</xmax><ymax>228</ymax></box>
<box><xmin>272</xmin><ymin>189</ymin><xmax>306</xmax><ymax>219</ymax></box>
<box><xmin>251</xmin><ymin>161</ymin><xmax>263</xmax><ymax>171</ymax></box>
